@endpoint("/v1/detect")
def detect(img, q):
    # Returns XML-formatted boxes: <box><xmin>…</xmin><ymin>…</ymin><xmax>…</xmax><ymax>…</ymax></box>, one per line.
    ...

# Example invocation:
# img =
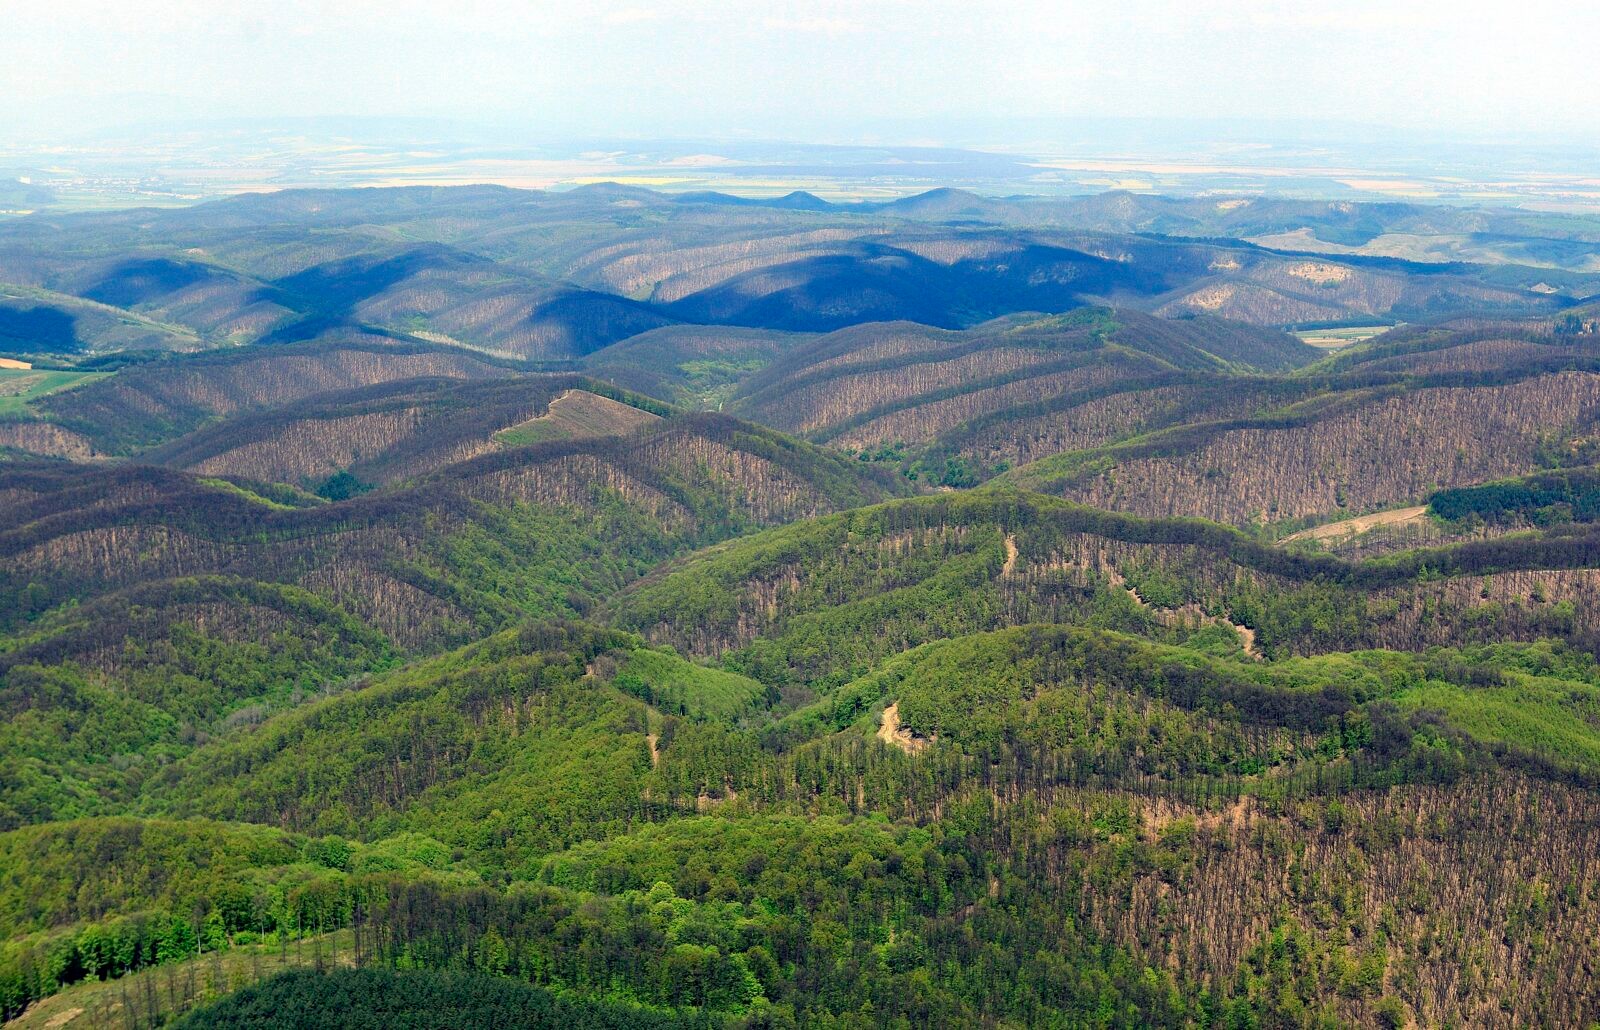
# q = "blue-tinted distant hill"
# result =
<box><xmin>0</xmin><ymin>184</ymin><xmax>1580</xmax><ymax>364</ymax></box>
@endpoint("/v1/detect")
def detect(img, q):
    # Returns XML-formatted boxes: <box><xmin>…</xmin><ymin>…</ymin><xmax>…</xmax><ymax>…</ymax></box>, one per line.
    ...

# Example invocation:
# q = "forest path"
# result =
<box><xmin>1106</xmin><ymin>565</ymin><xmax>1259</xmax><ymax>659</ymax></box>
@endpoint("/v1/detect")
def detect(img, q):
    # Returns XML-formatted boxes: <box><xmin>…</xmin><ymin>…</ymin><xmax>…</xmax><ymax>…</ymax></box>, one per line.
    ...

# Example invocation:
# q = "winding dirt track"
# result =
<box><xmin>878</xmin><ymin>702</ymin><xmax>928</xmax><ymax>753</ymax></box>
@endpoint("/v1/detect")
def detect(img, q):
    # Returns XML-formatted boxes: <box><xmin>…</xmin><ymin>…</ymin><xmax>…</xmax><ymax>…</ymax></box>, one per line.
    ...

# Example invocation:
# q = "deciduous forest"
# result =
<box><xmin>5</xmin><ymin>181</ymin><xmax>1600</xmax><ymax>1028</ymax></box>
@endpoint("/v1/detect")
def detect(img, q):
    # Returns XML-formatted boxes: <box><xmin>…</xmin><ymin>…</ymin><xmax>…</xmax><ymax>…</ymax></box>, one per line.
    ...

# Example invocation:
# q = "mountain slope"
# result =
<box><xmin>728</xmin><ymin>309</ymin><xmax>1316</xmax><ymax>458</ymax></box>
<box><xmin>10</xmin><ymin>182</ymin><xmax>1600</xmax><ymax>1029</ymax></box>
<box><xmin>608</xmin><ymin>490</ymin><xmax>1600</xmax><ymax>688</ymax></box>
<box><xmin>10</xmin><ymin>334</ymin><xmax>516</xmax><ymax>457</ymax></box>
<box><xmin>1</xmin><ymin>413</ymin><xmax>905</xmax><ymax>646</ymax></box>
<box><xmin>1006</xmin><ymin>362</ymin><xmax>1600</xmax><ymax>526</ymax></box>
<box><xmin>580</xmin><ymin>323</ymin><xmax>807</xmax><ymax>407</ymax></box>
<box><xmin>142</xmin><ymin>374</ymin><xmax>671</xmax><ymax>488</ymax></box>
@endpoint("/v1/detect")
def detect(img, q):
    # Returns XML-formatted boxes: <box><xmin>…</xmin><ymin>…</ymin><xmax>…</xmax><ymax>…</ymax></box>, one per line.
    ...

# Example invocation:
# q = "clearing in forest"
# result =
<box><xmin>878</xmin><ymin>702</ymin><xmax>929</xmax><ymax>753</ymax></box>
<box><xmin>1282</xmin><ymin>505</ymin><xmax>1428</xmax><ymax>543</ymax></box>
<box><xmin>0</xmin><ymin>368</ymin><xmax>109</xmax><ymax>415</ymax></box>
<box><xmin>1291</xmin><ymin>324</ymin><xmax>1393</xmax><ymax>349</ymax></box>
<box><xmin>1001</xmin><ymin>534</ymin><xmax>1019</xmax><ymax>577</ymax></box>
<box><xmin>494</xmin><ymin>389</ymin><xmax>661</xmax><ymax>447</ymax></box>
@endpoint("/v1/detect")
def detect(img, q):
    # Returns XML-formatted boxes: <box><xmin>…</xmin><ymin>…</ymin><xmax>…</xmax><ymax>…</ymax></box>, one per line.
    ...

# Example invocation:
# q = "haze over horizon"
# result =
<box><xmin>7</xmin><ymin>0</ymin><xmax>1599</xmax><ymax>147</ymax></box>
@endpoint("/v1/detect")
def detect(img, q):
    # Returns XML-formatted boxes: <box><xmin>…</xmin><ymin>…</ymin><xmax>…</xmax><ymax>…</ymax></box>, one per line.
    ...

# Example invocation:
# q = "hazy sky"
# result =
<box><xmin>5</xmin><ymin>0</ymin><xmax>1599</xmax><ymax>142</ymax></box>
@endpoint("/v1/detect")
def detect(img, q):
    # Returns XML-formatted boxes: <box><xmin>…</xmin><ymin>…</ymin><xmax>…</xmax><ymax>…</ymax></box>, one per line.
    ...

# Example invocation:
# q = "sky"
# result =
<box><xmin>4</xmin><ymin>0</ymin><xmax>1599</xmax><ymax>144</ymax></box>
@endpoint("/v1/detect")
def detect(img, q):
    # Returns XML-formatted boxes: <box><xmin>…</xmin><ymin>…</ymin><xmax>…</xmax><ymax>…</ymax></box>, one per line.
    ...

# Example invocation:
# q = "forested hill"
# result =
<box><xmin>727</xmin><ymin>308</ymin><xmax>1316</xmax><ymax>441</ymax></box>
<box><xmin>7</xmin><ymin>183</ymin><xmax>1600</xmax><ymax>1028</ymax></box>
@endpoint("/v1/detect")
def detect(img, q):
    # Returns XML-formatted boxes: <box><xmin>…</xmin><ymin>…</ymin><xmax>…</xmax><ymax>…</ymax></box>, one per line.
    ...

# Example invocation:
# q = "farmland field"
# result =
<box><xmin>0</xmin><ymin>368</ymin><xmax>109</xmax><ymax>415</ymax></box>
<box><xmin>1292</xmin><ymin>324</ymin><xmax>1394</xmax><ymax>348</ymax></box>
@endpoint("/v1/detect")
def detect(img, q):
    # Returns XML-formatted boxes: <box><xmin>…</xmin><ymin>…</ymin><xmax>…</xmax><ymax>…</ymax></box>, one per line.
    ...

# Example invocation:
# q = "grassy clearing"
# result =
<box><xmin>0</xmin><ymin>369</ymin><xmax>109</xmax><ymax>415</ymax></box>
<box><xmin>677</xmin><ymin>357</ymin><xmax>769</xmax><ymax>408</ymax></box>
<box><xmin>1281</xmin><ymin>506</ymin><xmax>1430</xmax><ymax>543</ymax></box>
<box><xmin>1291</xmin><ymin>325</ymin><xmax>1393</xmax><ymax>349</ymax></box>
<box><xmin>494</xmin><ymin>389</ymin><xmax>661</xmax><ymax>447</ymax></box>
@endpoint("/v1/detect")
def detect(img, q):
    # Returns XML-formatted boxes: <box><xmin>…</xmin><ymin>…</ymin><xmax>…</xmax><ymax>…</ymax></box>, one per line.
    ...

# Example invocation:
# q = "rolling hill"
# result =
<box><xmin>0</xmin><ymin>185</ymin><xmax>1578</xmax><ymax>376</ymax></box>
<box><xmin>580</xmin><ymin>323</ymin><xmax>807</xmax><ymax>407</ymax></box>
<box><xmin>728</xmin><ymin>309</ymin><xmax>1318</xmax><ymax>479</ymax></box>
<box><xmin>1004</xmin><ymin>330</ymin><xmax>1600</xmax><ymax>527</ymax></box>
<box><xmin>2</xmin><ymin>334</ymin><xmax>517</xmax><ymax>457</ymax></box>
<box><xmin>141</xmin><ymin>374</ymin><xmax>671</xmax><ymax>488</ymax></box>
<box><xmin>608</xmin><ymin>490</ymin><xmax>1600</xmax><ymax>685</ymax></box>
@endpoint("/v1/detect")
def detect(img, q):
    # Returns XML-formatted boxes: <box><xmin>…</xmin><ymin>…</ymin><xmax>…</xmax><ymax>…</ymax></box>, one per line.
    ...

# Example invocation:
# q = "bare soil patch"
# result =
<box><xmin>1001</xmin><ymin>534</ymin><xmax>1019</xmax><ymax>577</ymax></box>
<box><xmin>1283</xmin><ymin>505</ymin><xmax>1428</xmax><ymax>543</ymax></box>
<box><xmin>878</xmin><ymin>702</ymin><xmax>930</xmax><ymax>753</ymax></box>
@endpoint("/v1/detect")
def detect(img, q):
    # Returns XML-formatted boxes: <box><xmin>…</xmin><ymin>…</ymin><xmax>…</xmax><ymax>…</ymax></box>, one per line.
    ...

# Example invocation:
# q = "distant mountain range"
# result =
<box><xmin>0</xmin><ymin>184</ymin><xmax>1586</xmax><ymax>368</ymax></box>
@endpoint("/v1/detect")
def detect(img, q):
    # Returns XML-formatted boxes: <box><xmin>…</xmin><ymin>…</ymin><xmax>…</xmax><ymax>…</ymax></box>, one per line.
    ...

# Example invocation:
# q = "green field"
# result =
<box><xmin>0</xmin><ymin>368</ymin><xmax>109</xmax><ymax>415</ymax></box>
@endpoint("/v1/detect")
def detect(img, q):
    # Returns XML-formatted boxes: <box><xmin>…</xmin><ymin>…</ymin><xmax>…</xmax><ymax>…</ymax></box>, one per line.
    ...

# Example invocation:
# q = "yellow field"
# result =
<box><xmin>1292</xmin><ymin>325</ymin><xmax>1393</xmax><ymax>349</ymax></box>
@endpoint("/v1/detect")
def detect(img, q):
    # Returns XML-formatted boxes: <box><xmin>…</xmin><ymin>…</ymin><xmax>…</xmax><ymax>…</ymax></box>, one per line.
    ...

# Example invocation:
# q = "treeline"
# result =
<box><xmin>177</xmin><ymin>967</ymin><xmax>722</xmax><ymax>1029</ymax></box>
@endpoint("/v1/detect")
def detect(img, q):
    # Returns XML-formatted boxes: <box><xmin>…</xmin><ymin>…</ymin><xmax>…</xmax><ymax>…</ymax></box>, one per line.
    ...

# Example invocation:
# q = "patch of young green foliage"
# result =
<box><xmin>1430</xmin><ymin>467</ymin><xmax>1600</xmax><ymax>526</ymax></box>
<box><xmin>196</xmin><ymin>477</ymin><xmax>303</xmax><ymax>511</ymax></box>
<box><xmin>144</xmin><ymin>625</ymin><xmax>751</xmax><ymax>875</ymax></box>
<box><xmin>0</xmin><ymin>578</ymin><xmax>397</xmax><ymax>828</ymax></box>
<box><xmin>417</xmin><ymin>493</ymin><xmax>678</xmax><ymax>636</ymax></box>
<box><xmin>386</xmin><ymin>809</ymin><xmax>1195</xmax><ymax>1025</ymax></box>
<box><xmin>757</xmin><ymin>625</ymin><xmax>1600</xmax><ymax>798</ymax></box>
<box><xmin>605</xmin><ymin>647</ymin><xmax>768</xmax><ymax>721</ymax></box>
<box><xmin>0</xmin><ymin>818</ymin><xmax>476</xmax><ymax>1019</ymax></box>
<box><xmin>177</xmin><ymin>966</ymin><xmax>724</xmax><ymax>1029</ymax></box>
